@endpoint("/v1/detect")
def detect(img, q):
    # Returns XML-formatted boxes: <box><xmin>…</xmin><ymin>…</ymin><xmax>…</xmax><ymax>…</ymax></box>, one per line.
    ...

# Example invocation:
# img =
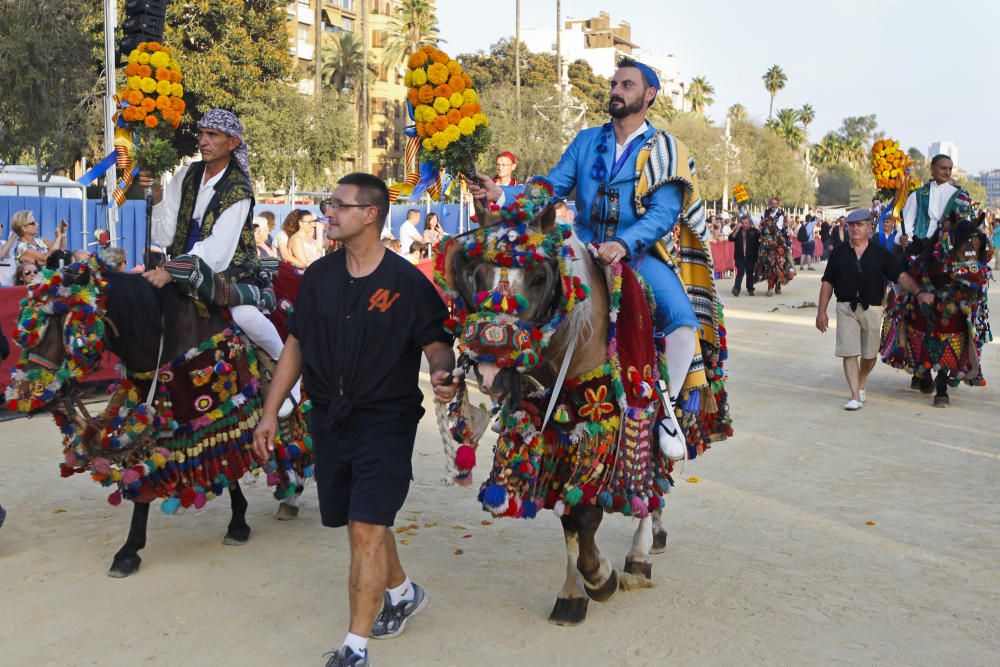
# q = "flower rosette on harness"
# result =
<box><xmin>5</xmin><ymin>260</ymin><xmax>109</xmax><ymax>412</ymax></box>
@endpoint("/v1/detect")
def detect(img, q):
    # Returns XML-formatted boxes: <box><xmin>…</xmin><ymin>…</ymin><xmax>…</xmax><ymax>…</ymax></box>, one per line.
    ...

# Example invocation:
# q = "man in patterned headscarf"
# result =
<box><xmin>139</xmin><ymin>109</ymin><xmax>300</xmax><ymax>415</ymax></box>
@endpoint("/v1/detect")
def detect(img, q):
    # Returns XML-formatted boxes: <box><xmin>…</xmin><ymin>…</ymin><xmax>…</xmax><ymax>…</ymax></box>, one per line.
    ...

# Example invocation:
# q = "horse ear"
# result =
<box><xmin>536</xmin><ymin>203</ymin><xmax>557</xmax><ymax>233</ymax></box>
<box><xmin>64</xmin><ymin>262</ymin><xmax>91</xmax><ymax>287</ymax></box>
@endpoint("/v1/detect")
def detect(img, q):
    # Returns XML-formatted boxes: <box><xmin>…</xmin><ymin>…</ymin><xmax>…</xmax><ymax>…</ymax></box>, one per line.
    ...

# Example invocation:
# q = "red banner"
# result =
<box><xmin>0</xmin><ymin>286</ymin><xmax>120</xmax><ymax>393</ymax></box>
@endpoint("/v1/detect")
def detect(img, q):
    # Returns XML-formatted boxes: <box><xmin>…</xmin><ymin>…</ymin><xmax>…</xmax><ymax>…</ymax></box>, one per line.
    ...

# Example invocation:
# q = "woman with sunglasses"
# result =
<box><xmin>9</xmin><ymin>210</ymin><xmax>66</xmax><ymax>265</ymax></box>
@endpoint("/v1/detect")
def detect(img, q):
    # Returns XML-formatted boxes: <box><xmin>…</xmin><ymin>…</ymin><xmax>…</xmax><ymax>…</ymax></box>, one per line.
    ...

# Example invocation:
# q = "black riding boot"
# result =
<box><xmin>933</xmin><ymin>370</ymin><xmax>950</xmax><ymax>407</ymax></box>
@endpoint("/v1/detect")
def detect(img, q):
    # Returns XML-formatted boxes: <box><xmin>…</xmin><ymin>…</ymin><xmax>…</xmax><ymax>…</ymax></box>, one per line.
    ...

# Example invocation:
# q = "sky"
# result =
<box><xmin>435</xmin><ymin>0</ymin><xmax>1000</xmax><ymax>173</ymax></box>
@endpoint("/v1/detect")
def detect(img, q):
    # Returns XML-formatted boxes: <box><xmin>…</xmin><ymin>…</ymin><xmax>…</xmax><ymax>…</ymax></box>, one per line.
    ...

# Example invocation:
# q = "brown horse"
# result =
<box><xmin>6</xmin><ymin>262</ymin><xmax>307</xmax><ymax>577</ymax></box>
<box><xmin>437</xmin><ymin>184</ymin><xmax>672</xmax><ymax>625</ymax></box>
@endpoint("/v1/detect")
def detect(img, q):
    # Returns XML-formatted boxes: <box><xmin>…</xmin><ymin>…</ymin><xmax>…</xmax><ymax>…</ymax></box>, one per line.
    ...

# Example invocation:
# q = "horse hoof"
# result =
<box><xmin>274</xmin><ymin>503</ymin><xmax>300</xmax><ymax>521</ymax></box>
<box><xmin>548</xmin><ymin>597</ymin><xmax>588</xmax><ymax>626</ymax></box>
<box><xmin>223</xmin><ymin>526</ymin><xmax>251</xmax><ymax>545</ymax></box>
<box><xmin>624</xmin><ymin>558</ymin><xmax>652</xmax><ymax>579</ymax></box>
<box><xmin>650</xmin><ymin>528</ymin><xmax>668</xmax><ymax>554</ymax></box>
<box><xmin>107</xmin><ymin>554</ymin><xmax>141</xmax><ymax>578</ymax></box>
<box><xmin>933</xmin><ymin>395</ymin><xmax>950</xmax><ymax>407</ymax></box>
<box><xmin>585</xmin><ymin>568</ymin><xmax>618</xmax><ymax>603</ymax></box>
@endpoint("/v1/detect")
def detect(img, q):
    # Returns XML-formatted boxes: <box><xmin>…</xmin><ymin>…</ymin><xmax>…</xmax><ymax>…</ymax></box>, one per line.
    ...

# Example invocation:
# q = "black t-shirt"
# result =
<box><xmin>822</xmin><ymin>241</ymin><xmax>903</xmax><ymax>307</ymax></box>
<box><xmin>287</xmin><ymin>249</ymin><xmax>452</xmax><ymax>423</ymax></box>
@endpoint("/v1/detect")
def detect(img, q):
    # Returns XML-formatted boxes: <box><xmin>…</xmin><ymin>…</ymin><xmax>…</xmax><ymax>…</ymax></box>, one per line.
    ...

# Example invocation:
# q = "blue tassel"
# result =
<box><xmin>683</xmin><ymin>390</ymin><xmax>701</xmax><ymax>413</ymax></box>
<box><xmin>161</xmin><ymin>497</ymin><xmax>180</xmax><ymax>514</ymax></box>
<box><xmin>598</xmin><ymin>491</ymin><xmax>613</xmax><ymax>509</ymax></box>
<box><xmin>482</xmin><ymin>483</ymin><xmax>507</xmax><ymax>508</ymax></box>
<box><xmin>521</xmin><ymin>499</ymin><xmax>537</xmax><ymax>519</ymax></box>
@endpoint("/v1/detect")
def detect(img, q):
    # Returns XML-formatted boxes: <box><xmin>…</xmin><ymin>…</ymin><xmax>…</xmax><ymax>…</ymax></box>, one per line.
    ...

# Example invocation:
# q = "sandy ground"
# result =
<box><xmin>1</xmin><ymin>267</ymin><xmax>999</xmax><ymax>667</ymax></box>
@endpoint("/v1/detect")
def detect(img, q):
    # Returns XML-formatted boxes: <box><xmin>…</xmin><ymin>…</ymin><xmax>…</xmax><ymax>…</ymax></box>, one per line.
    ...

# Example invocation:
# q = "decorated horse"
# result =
<box><xmin>880</xmin><ymin>213</ymin><xmax>992</xmax><ymax>405</ymax></box>
<box><xmin>5</xmin><ymin>258</ymin><xmax>312</xmax><ymax>577</ymax></box>
<box><xmin>434</xmin><ymin>179</ymin><xmax>731</xmax><ymax>625</ymax></box>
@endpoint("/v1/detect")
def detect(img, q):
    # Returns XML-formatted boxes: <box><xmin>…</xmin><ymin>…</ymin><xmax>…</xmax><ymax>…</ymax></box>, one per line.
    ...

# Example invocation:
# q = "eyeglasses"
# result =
<box><xmin>325</xmin><ymin>202</ymin><xmax>373</xmax><ymax>211</ymax></box>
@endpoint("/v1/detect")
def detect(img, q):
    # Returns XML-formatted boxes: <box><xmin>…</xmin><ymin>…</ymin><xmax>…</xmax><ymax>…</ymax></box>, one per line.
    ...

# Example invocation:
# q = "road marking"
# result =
<box><xmin>916</xmin><ymin>438</ymin><xmax>1000</xmax><ymax>461</ymax></box>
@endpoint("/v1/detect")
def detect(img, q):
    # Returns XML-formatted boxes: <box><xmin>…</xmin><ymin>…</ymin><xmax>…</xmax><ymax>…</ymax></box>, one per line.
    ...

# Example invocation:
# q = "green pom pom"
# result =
<box><xmin>564</xmin><ymin>486</ymin><xmax>583</xmax><ymax>506</ymax></box>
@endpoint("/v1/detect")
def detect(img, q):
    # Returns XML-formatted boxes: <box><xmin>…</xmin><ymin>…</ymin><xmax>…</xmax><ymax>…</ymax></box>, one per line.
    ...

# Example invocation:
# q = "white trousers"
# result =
<box><xmin>231</xmin><ymin>305</ymin><xmax>301</xmax><ymax>403</ymax></box>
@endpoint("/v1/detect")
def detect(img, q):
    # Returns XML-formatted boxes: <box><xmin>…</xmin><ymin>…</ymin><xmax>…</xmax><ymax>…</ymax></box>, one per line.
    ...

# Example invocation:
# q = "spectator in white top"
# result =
<box><xmin>398</xmin><ymin>208</ymin><xmax>427</xmax><ymax>261</ymax></box>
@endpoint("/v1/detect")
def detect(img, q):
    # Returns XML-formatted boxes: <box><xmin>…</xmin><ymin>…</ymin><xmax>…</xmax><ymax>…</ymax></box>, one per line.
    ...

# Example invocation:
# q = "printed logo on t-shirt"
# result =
<box><xmin>368</xmin><ymin>288</ymin><xmax>400</xmax><ymax>313</ymax></box>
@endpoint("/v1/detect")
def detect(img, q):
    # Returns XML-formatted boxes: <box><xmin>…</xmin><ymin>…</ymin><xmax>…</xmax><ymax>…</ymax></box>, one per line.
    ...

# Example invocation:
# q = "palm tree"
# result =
<box><xmin>685</xmin><ymin>76</ymin><xmax>715</xmax><ymax>115</ymax></box>
<box><xmin>762</xmin><ymin>65</ymin><xmax>787</xmax><ymax>120</ymax></box>
<box><xmin>727</xmin><ymin>103</ymin><xmax>749</xmax><ymax>123</ymax></box>
<box><xmin>382</xmin><ymin>0</ymin><xmax>440</xmax><ymax>71</ymax></box>
<box><xmin>799</xmin><ymin>103</ymin><xmax>815</xmax><ymax>133</ymax></box>
<box><xmin>321</xmin><ymin>31</ymin><xmax>369</xmax><ymax>98</ymax></box>
<box><xmin>767</xmin><ymin>107</ymin><xmax>806</xmax><ymax>151</ymax></box>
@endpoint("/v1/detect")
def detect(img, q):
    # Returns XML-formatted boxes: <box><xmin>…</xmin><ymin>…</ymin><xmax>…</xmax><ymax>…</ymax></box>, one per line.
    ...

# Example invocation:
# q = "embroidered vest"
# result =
<box><xmin>171</xmin><ymin>161</ymin><xmax>259</xmax><ymax>283</ymax></box>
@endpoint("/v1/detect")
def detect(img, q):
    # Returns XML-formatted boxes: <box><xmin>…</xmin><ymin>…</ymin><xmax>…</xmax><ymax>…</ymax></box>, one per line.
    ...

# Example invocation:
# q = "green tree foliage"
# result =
<box><xmin>816</xmin><ymin>163</ymin><xmax>871</xmax><ymax>206</ymax></box>
<box><xmin>0</xmin><ymin>0</ymin><xmax>102</xmax><ymax>177</ymax></box>
<box><xmin>476</xmin><ymin>83</ymin><xmax>565</xmax><ymax>178</ymax></box>
<box><xmin>961</xmin><ymin>178</ymin><xmax>986</xmax><ymax>205</ymax></box>
<box><xmin>382</xmin><ymin>0</ymin><xmax>440</xmax><ymax>70</ymax></box>
<box><xmin>727</xmin><ymin>103</ymin><xmax>749</xmax><ymax>124</ymax></box>
<box><xmin>731</xmin><ymin>120</ymin><xmax>814</xmax><ymax>206</ymax></box>
<box><xmin>766</xmin><ymin>108</ymin><xmax>806</xmax><ymax>151</ymax></box>
<box><xmin>663</xmin><ymin>114</ymin><xmax>725</xmax><ymax>201</ymax></box>
<box><xmin>322</xmin><ymin>31</ymin><xmax>371</xmax><ymax>98</ymax></box>
<box><xmin>799</xmin><ymin>104</ymin><xmax>815</xmax><ymax>134</ymax></box>
<box><xmin>907</xmin><ymin>147</ymin><xmax>929</xmax><ymax>182</ymax></box>
<box><xmin>163</xmin><ymin>0</ymin><xmax>291</xmax><ymax>156</ymax></box>
<box><xmin>762</xmin><ymin>65</ymin><xmax>787</xmax><ymax>120</ymax></box>
<box><xmin>684</xmin><ymin>76</ymin><xmax>715</xmax><ymax>115</ymax></box>
<box><xmin>242</xmin><ymin>87</ymin><xmax>354</xmax><ymax>192</ymax></box>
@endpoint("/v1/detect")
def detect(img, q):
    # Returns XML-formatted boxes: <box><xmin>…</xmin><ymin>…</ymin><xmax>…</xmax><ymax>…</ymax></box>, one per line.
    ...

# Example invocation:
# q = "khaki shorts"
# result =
<box><xmin>835</xmin><ymin>301</ymin><xmax>882</xmax><ymax>359</ymax></box>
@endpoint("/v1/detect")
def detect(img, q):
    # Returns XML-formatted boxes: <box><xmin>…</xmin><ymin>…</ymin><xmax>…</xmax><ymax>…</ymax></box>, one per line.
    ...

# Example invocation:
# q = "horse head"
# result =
<box><xmin>5</xmin><ymin>260</ymin><xmax>108</xmax><ymax>413</ymax></box>
<box><xmin>437</xmin><ymin>178</ymin><xmax>605</xmax><ymax>401</ymax></box>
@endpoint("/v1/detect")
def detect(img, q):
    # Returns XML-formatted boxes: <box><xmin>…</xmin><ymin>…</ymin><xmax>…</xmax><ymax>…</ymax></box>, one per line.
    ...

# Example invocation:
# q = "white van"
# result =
<box><xmin>0</xmin><ymin>165</ymin><xmax>84</xmax><ymax>199</ymax></box>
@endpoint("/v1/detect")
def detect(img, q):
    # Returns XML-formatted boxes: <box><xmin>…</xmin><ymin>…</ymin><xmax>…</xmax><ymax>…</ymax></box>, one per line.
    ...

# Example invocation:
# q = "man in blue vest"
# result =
<box><xmin>468</xmin><ymin>57</ymin><xmax>706</xmax><ymax>457</ymax></box>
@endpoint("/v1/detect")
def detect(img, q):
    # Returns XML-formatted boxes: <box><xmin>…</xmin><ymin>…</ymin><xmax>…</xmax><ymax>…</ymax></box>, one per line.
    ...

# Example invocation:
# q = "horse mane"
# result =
<box><xmin>104</xmin><ymin>271</ymin><xmax>167</xmax><ymax>342</ymax></box>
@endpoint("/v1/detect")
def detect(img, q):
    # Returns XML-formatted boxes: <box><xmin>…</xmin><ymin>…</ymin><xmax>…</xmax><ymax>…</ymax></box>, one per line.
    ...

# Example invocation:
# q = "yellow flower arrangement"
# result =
<box><xmin>871</xmin><ymin>138</ymin><xmax>921</xmax><ymax>192</ymax></box>
<box><xmin>732</xmin><ymin>184</ymin><xmax>749</xmax><ymax>205</ymax></box>
<box><xmin>405</xmin><ymin>45</ymin><xmax>490</xmax><ymax>176</ymax></box>
<box><xmin>118</xmin><ymin>41</ymin><xmax>185</xmax><ymax>177</ymax></box>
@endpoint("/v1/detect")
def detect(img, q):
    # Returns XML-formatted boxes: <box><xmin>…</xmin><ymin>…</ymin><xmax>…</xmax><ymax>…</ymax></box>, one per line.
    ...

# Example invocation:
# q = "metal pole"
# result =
<box><xmin>103</xmin><ymin>0</ymin><xmax>119</xmax><ymax>244</ymax></box>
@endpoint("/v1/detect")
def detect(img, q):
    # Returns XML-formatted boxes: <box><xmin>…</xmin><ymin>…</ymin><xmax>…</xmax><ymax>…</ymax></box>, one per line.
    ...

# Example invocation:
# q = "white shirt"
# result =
<box><xmin>901</xmin><ymin>180</ymin><xmax>958</xmax><ymax>239</ymax></box>
<box><xmin>399</xmin><ymin>220</ymin><xmax>423</xmax><ymax>251</ymax></box>
<box><xmin>152</xmin><ymin>163</ymin><xmax>253</xmax><ymax>273</ymax></box>
<box><xmin>614</xmin><ymin>121</ymin><xmax>649</xmax><ymax>161</ymax></box>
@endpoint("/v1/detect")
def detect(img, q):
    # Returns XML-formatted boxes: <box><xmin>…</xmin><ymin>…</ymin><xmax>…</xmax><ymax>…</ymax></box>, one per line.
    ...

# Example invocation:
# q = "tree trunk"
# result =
<box><xmin>360</xmin><ymin>0</ymin><xmax>371</xmax><ymax>173</ymax></box>
<box><xmin>515</xmin><ymin>0</ymin><xmax>521</xmax><ymax>127</ymax></box>
<box><xmin>314</xmin><ymin>0</ymin><xmax>322</xmax><ymax>99</ymax></box>
<box><xmin>768</xmin><ymin>94</ymin><xmax>774</xmax><ymax>120</ymax></box>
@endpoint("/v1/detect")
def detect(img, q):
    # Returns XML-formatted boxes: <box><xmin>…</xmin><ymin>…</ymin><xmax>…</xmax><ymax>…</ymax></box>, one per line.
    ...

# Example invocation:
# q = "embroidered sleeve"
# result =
<box><xmin>187</xmin><ymin>198</ymin><xmax>252</xmax><ymax>273</ymax></box>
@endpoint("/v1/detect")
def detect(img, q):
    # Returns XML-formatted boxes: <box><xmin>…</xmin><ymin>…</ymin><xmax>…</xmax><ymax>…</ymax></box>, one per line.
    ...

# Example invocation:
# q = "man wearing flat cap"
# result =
<box><xmin>470</xmin><ymin>56</ymin><xmax>727</xmax><ymax>459</ymax></box>
<box><xmin>139</xmin><ymin>109</ymin><xmax>301</xmax><ymax>415</ymax></box>
<box><xmin>815</xmin><ymin>209</ymin><xmax>932</xmax><ymax>410</ymax></box>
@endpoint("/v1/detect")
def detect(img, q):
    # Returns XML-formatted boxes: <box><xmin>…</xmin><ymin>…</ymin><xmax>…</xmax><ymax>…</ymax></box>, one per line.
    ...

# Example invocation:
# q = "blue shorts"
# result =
<box><xmin>631</xmin><ymin>254</ymin><xmax>700</xmax><ymax>336</ymax></box>
<box><xmin>312</xmin><ymin>409</ymin><xmax>417</xmax><ymax>528</ymax></box>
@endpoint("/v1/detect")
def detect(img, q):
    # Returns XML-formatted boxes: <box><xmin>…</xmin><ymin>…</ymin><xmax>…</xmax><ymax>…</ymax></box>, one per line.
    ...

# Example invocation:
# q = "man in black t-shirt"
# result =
<box><xmin>254</xmin><ymin>173</ymin><xmax>457</xmax><ymax>667</ymax></box>
<box><xmin>815</xmin><ymin>209</ymin><xmax>932</xmax><ymax>411</ymax></box>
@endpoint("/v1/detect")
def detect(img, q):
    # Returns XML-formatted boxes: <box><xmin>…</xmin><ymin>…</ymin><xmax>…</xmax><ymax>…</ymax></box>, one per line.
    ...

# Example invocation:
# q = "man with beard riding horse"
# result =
<box><xmin>138</xmin><ymin>109</ymin><xmax>300</xmax><ymax>416</ymax></box>
<box><xmin>469</xmin><ymin>57</ymin><xmax>712</xmax><ymax>457</ymax></box>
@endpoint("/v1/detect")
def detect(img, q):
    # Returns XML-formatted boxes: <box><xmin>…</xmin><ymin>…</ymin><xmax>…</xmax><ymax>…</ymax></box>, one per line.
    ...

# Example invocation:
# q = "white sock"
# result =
<box><xmin>343</xmin><ymin>633</ymin><xmax>367</xmax><ymax>655</ymax></box>
<box><xmin>665</xmin><ymin>326</ymin><xmax>697</xmax><ymax>399</ymax></box>
<box><xmin>388</xmin><ymin>576</ymin><xmax>414</xmax><ymax>605</ymax></box>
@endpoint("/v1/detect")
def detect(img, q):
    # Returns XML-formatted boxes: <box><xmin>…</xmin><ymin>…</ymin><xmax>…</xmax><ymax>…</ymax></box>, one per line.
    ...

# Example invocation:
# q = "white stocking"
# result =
<box><xmin>665</xmin><ymin>326</ymin><xmax>698</xmax><ymax>401</ymax></box>
<box><xmin>230</xmin><ymin>305</ymin><xmax>302</xmax><ymax>403</ymax></box>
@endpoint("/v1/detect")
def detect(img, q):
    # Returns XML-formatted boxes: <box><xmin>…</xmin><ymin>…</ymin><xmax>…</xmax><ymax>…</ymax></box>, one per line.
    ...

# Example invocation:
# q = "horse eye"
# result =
<box><xmin>529</xmin><ymin>272</ymin><xmax>546</xmax><ymax>287</ymax></box>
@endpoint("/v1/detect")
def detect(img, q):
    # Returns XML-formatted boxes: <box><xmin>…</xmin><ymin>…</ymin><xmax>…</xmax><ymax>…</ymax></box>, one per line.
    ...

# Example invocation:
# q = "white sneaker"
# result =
<box><xmin>843</xmin><ymin>399</ymin><xmax>863</xmax><ymax>411</ymax></box>
<box><xmin>859</xmin><ymin>389</ymin><xmax>866</xmax><ymax>403</ymax></box>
